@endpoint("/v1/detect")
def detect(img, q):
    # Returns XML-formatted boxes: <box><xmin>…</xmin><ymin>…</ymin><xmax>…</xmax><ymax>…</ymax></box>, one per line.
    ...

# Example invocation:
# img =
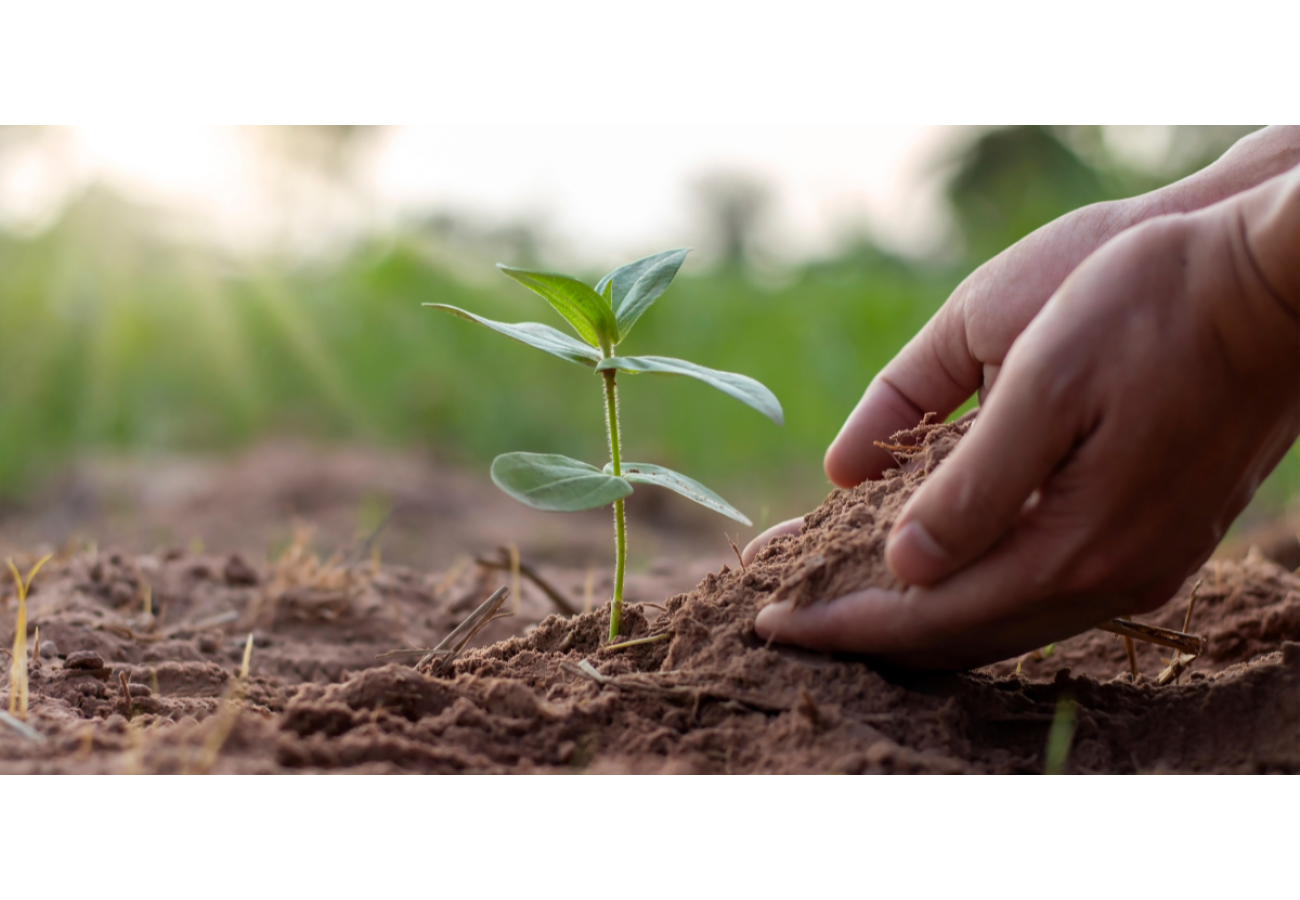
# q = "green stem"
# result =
<box><xmin>601</xmin><ymin>367</ymin><xmax>627</xmax><ymax>641</ymax></box>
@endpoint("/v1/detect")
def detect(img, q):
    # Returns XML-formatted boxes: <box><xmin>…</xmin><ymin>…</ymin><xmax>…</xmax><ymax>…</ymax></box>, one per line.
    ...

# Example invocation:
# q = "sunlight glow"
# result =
<box><xmin>2</xmin><ymin>124</ymin><xmax>963</xmax><ymax>262</ymax></box>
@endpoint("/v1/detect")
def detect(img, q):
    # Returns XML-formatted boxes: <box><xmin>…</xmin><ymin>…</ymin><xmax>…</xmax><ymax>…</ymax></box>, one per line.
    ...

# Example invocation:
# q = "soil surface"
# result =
<box><xmin>3</xmin><ymin>434</ymin><xmax>1300</xmax><ymax>774</ymax></box>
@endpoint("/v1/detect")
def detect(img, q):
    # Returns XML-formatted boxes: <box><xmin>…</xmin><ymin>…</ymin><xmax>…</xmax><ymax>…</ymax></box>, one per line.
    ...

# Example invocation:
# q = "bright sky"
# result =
<box><xmin>0</xmin><ymin>122</ymin><xmax>965</xmax><ymax>264</ymax></box>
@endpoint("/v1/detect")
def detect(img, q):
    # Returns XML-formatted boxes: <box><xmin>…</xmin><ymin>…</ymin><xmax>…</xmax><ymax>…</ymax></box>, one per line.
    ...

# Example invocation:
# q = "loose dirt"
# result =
<box><xmin>4</xmin><ymin>431</ymin><xmax>1300</xmax><ymax>773</ymax></box>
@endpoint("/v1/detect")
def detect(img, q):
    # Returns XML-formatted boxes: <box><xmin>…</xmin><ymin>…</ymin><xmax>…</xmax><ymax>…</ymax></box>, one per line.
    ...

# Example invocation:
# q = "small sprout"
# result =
<box><xmin>7</xmin><ymin>555</ymin><xmax>52</xmax><ymax>720</ymax></box>
<box><xmin>427</xmin><ymin>250</ymin><xmax>782</xmax><ymax>639</ymax></box>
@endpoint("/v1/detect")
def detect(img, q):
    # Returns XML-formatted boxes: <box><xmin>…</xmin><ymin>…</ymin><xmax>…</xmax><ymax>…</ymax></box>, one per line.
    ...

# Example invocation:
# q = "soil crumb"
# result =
<box><xmin>6</xmin><ymin>419</ymin><xmax>1300</xmax><ymax>774</ymax></box>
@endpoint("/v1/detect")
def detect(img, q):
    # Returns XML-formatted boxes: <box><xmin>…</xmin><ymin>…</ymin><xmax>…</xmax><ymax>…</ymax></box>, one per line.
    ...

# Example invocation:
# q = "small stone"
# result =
<box><xmin>39</xmin><ymin>640</ymin><xmax>59</xmax><ymax>659</ymax></box>
<box><xmin>65</xmin><ymin>650</ymin><xmax>105</xmax><ymax>670</ymax></box>
<box><xmin>224</xmin><ymin>554</ymin><xmax>260</xmax><ymax>587</ymax></box>
<box><xmin>125</xmin><ymin>683</ymin><xmax>152</xmax><ymax>698</ymax></box>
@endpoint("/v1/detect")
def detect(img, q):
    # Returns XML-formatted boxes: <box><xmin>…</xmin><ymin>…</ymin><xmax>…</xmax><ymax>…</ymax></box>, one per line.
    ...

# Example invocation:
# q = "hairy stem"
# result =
<box><xmin>601</xmin><ymin>368</ymin><xmax>627</xmax><ymax>640</ymax></box>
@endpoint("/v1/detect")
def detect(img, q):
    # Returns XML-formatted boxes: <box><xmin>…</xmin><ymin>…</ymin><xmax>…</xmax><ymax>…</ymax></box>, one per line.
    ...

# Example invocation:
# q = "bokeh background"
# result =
<box><xmin>1</xmin><ymin>125</ymin><xmax>1295</xmax><ymax>558</ymax></box>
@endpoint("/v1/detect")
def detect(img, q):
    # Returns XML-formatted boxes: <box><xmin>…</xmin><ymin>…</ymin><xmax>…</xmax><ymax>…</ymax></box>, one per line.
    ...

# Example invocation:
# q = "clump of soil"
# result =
<box><xmin>6</xmin><ymin>420</ymin><xmax>1300</xmax><ymax>773</ymax></box>
<box><xmin>764</xmin><ymin>412</ymin><xmax>971</xmax><ymax>607</ymax></box>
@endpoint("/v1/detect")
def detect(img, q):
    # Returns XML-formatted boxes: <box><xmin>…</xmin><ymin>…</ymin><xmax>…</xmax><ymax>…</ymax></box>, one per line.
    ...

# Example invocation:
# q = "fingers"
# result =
<box><xmin>824</xmin><ymin>301</ymin><xmax>981</xmax><ymax>487</ymax></box>
<box><xmin>741</xmin><ymin>517</ymin><xmax>803</xmax><ymax>566</ymax></box>
<box><xmin>885</xmin><ymin>353</ymin><xmax>1088</xmax><ymax>587</ymax></box>
<box><xmin>754</xmin><ymin>514</ymin><xmax>1100</xmax><ymax>670</ymax></box>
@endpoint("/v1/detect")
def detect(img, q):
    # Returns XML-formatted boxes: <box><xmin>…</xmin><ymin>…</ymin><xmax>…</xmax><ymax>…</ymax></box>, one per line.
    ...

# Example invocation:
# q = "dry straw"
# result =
<box><xmin>7</xmin><ymin>555</ymin><xmax>52</xmax><ymax>720</ymax></box>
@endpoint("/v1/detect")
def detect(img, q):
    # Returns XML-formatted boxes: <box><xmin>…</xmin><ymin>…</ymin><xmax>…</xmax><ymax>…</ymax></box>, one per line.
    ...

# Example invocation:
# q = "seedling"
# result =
<box><xmin>7</xmin><ymin>554</ymin><xmax>52</xmax><ymax>720</ymax></box>
<box><xmin>427</xmin><ymin>250</ymin><xmax>782</xmax><ymax>639</ymax></box>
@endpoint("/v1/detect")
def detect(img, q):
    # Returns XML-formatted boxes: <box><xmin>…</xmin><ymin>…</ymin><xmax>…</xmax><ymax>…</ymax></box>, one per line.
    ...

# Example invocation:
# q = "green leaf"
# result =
<box><xmin>606</xmin><ymin>461</ymin><xmax>751</xmax><ymax>525</ymax></box>
<box><xmin>594</xmin><ymin>248</ymin><xmax>689</xmax><ymax>340</ymax></box>
<box><xmin>424</xmin><ymin>305</ymin><xmax>601</xmax><ymax>366</ymax></box>
<box><xmin>595</xmin><ymin>355</ymin><xmax>784</xmax><ymax>425</ymax></box>
<box><xmin>491</xmin><ymin>452</ymin><xmax>632</xmax><ymax>512</ymax></box>
<box><xmin>497</xmin><ymin>265</ymin><xmax>618</xmax><ymax>348</ymax></box>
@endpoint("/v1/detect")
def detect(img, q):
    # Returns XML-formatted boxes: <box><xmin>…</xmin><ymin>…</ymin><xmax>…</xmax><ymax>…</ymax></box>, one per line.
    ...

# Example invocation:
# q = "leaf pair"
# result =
<box><xmin>496</xmin><ymin>248</ymin><xmax>688</xmax><ymax>350</ymax></box>
<box><xmin>491</xmin><ymin>452</ymin><xmax>751</xmax><ymax>525</ymax></box>
<box><xmin>424</xmin><ymin>247</ymin><xmax>783</xmax><ymax>425</ymax></box>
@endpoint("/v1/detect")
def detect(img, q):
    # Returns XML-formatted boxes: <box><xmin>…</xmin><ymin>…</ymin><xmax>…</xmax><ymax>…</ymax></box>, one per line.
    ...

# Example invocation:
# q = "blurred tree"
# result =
<box><xmin>690</xmin><ymin>172</ymin><xmax>771</xmax><ymax>268</ymax></box>
<box><xmin>944</xmin><ymin>125</ymin><xmax>1110</xmax><ymax>264</ymax></box>
<box><xmin>944</xmin><ymin>125</ymin><xmax>1264</xmax><ymax>265</ymax></box>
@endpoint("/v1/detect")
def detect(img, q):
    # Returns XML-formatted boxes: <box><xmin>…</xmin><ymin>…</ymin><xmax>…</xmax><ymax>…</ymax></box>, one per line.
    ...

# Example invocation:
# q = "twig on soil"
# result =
<box><xmin>1157</xmin><ymin>581</ymin><xmax>1203</xmax><ymax>686</ymax></box>
<box><xmin>1156</xmin><ymin>653</ymin><xmax>1199</xmax><ymax>686</ymax></box>
<box><xmin>1123</xmin><ymin>637</ymin><xmax>1139</xmax><ymax>681</ymax></box>
<box><xmin>476</xmin><ymin>548</ymin><xmax>579</xmax><ymax>616</ymax></box>
<box><xmin>1182</xmin><ymin>579</ymin><xmax>1201</xmax><ymax>633</ymax></box>
<box><xmin>602</xmin><ymin>632</ymin><xmax>672</xmax><ymax>652</ymax></box>
<box><xmin>560</xmin><ymin>658</ymin><xmax>789</xmax><ymax>716</ymax></box>
<box><xmin>1097</xmin><ymin>618</ymin><xmax>1203</xmax><ymax>655</ymax></box>
<box><xmin>726</xmin><ymin>534</ymin><xmax>746</xmax><ymax>572</ymax></box>
<box><xmin>416</xmin><ymin>586</ymin><xmax>512</xmax><ymax>676</ymax></box>
<box><xmin>0</xmin><ymin>710</ymin><xmax>44</xmax><ymax>743</ymax></box>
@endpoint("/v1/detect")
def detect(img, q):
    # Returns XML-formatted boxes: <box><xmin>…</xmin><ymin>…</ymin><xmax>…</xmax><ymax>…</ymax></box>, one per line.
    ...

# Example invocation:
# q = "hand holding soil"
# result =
<box><xmin>755</xmin><ymin>131</ymin><xmax>1300</xmax><ymax>669</ymax></box>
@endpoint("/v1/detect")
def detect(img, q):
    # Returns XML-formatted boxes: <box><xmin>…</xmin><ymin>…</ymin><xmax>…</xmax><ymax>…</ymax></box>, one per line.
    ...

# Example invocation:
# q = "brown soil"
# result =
<box><xmin>3</xmin><ymin>433</ymin><xmax>1300</xmax><ymax>774</ymax></box>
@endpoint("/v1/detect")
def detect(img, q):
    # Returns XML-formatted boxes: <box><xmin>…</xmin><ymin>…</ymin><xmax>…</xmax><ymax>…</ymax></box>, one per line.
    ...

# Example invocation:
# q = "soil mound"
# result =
<box><xmin>5</xmin><ymin>418</ymin><xmax>1300</xmax><ymax>773</ymax></box>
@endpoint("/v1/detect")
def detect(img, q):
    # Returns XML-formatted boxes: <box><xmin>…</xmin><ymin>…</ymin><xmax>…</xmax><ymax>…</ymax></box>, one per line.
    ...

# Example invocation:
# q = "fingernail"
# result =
<box><xmin>754</xmin><ymin>599</ymin><xmax>793</xmax><ymax>636</ymax></box>
<box><xmin>887</xmin><ymin>521</ymin><xmax>949</xmax><ymax>580</ymax></box>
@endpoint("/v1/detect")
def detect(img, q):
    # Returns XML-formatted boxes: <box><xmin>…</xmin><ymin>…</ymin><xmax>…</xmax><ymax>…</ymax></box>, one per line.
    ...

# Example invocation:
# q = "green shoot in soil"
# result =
<box><xmin>427</xmin><ymin>250</ymin><xmax>782</xmax><ymax>639</ymax></box>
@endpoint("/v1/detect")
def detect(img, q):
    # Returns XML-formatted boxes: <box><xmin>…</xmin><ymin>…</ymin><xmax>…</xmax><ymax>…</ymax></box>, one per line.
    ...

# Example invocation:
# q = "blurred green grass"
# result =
<box><xmin>1</xmin><ymin>126</ymin><xmax>1296</xmax><ymax>529</ymax></box>
<box><xmin>0</xmin><ymin>190</ymin><xmax>955</xmax><ymax>521</ymax></box>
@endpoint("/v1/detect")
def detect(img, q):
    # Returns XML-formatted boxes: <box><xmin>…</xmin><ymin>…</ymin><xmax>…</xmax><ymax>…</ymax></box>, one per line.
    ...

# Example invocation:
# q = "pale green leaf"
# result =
<box><xmin>605</xmin><ymin>461</ymin><xmax>750</xmax><ymax>525</ymax></box>
<box><xmin>594</xmin><ymin>248</ymin><xmax>689</xmax><ymax>340</ymax></box>
<box><xmin>424</xmin><ymin>305</ymin><xmax>600</xmax><ymax>366</ymax></box>
<box><xmin>497</xmin><ymin>265</ymin><xmax>618</xmax><ymax>348</ymax></box>
<box><xmin>492</xmin><ymin>452</ymin><xmax>632</xmax><ymax>512</ymax></box>
<box><xmin>595</xmin><ymin>355</ymin><xmax>783</xmax><ymax>425</ymax></box>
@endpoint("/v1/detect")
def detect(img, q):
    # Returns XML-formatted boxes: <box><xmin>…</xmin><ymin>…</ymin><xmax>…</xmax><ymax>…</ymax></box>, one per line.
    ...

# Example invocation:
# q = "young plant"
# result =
<box><xmin>426</xmin><ymin>249</ymin><xmax>782</xmax><ymax>640</ymax></box>
<box><xmin>7</xmin><ymin>554</ymin><xmax>52</xmax><ymax>720</ymax></box>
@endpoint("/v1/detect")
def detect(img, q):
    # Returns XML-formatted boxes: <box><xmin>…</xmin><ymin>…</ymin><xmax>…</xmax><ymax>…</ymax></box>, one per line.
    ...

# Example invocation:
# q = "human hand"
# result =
<box><xmin>742</xmin><ymin>196</ymin><xmax>1146</xmax><ymax>567</ymax></box>
<box><xmin>753</xmin><ymin>169</ymin><xmax>1300</xmax><ymax>668</ymax></box>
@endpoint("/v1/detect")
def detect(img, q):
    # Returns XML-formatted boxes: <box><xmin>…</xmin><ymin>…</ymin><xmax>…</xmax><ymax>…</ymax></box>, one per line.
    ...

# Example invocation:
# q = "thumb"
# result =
<box><xmin>886</xmin><ymin>359</ymin><xmax>1088</xmax><ymax>586</ymax></box>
